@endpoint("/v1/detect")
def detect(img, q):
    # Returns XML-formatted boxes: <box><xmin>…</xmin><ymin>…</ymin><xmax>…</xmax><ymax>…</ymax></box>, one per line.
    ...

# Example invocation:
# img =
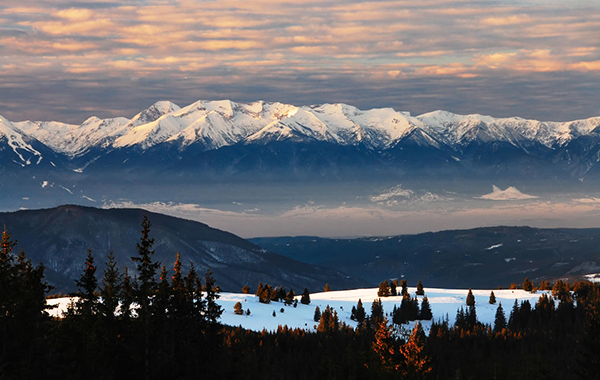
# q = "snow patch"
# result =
<box><xmin>485</xmin><ymin>244</ymin><xmax>503</xmax><ymax>250</ymax></box>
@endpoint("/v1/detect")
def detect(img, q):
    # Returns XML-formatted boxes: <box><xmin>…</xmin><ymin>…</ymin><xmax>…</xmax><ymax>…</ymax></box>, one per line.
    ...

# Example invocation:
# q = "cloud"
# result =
<box><xmin>0</xmin><ymin>0</ymin><xmax>598</xmax><ymax>123</ymax></box>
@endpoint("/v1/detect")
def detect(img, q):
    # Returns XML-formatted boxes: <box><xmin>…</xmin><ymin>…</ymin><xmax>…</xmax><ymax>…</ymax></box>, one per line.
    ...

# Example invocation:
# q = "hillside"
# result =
<box><xmin>252</xmin><ymin>226</ymin><xmax>600</xmax><ymax>288</ymax></box>
<box><xmin>0</xmin><ymin>205</ymin><xmax>365</xmax><ymax>292</ymax></box>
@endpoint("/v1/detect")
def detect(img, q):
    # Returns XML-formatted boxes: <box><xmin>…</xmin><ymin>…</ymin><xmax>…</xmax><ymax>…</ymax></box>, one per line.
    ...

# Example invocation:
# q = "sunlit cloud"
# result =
<box><xmin>0</xmin><ymin>0</ymin><xmax>597</xmax><ymax>123</ymax></box>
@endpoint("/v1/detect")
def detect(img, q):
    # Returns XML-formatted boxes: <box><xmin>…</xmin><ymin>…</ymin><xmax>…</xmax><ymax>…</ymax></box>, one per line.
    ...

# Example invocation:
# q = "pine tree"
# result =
<box><xmin>466</xmin><ymin>288</ymin><xmax>475</xmax><ymax>307</ymax></box>
<box><xmin>372</xmin><ymin>316</ymin><xmax>396</xmax><ymax>371</ymax></box>
<box><xmin>378</xmin><ymin>280</ymin><xmax>391</xmax><ymax>297</ymax></box>
<box><xmin>489</xmin><ymin>290</ymin><xmax>497</xmax><ymax>305</ymax></box>
<box><xmin>131</xmin><ymin>215</ymin><xmax>160</xmax><ymax>318</ymax></box>
<box><xmin>324</xmin><ymin>283</ymin><xmax>331</xmax><ymax>292</ymax></box>
<box><xmin>399</xmin><ymin>322</ymin><xmax>431</xmax><ymax>378</ymax></box>
<box><xmin>523</xmin><ymin>277</ymin><xmax>534</xmax><ymax>292</ymax></box>
<box><xmin>233</xmin><ymin>302</ymin><xmax>244</xmax><ymax>315</ymax></box>
<box><xmin>74</xmin><ymin>248</ymin><xmax>99</xmax><ymax>318</ymax></box>
<box><xmin>99</xmin><ymin>251</ymin><xmax>121</xmax><ymax>319</ymax></box>
<box><xmin>204</xmin><ymin>267</ymin><xmax>222</xmax><ymax>325</ymax></box>
<box><xmin>354</xmin><ymin>298</ymin><xmax>366</xmax><ymax>328</ymax></box>
<box><xmin>419</xmin><ymin>296</ymin><xmax>433</xmax><ymax>320</ymax></box>
<box><xmin>493</xmin><ymin>302</ymin><xmax>507</xmax><ymax>333</ymax></box>
<box><xmin>120</xmin><ymin>267</ymin><xmax>134</xmax><ymax>319</ymax></box>
<box><xmin>371</xmin><ymin>298</ymin><xmax>384</xmax><ymax>326</ymax></box>
<box><xmin>300</xmin><ymin>288</ymin><xmax>311</xmax><ymax>305</ymax></box>
<box><xmin>400</xmin><ymin>279</ymin><xmax>408</xmax><ymax>296</ymax></box>
<box><xmin>390</xmin><ymin>281</ymin><xmax>397</xmax><ymax>296</ymax></box>
<box><xmin>242</xmin><ymin>285</ymin><xmax>250</xmax><ymax>294</ymax></box>
<box><xmin>284</xmin><ymin>288</ymin><xmax>295</xmax><ymax>306</ymax></box>
<box><xmin>313</xmin><ymin>306</ymin><xmax>321</xmax><ymax>322</ymax></box>
<box><xmin>416</xmin><ymin>280</ymin><xmax>425</xmax><ymax>296</ymax></box>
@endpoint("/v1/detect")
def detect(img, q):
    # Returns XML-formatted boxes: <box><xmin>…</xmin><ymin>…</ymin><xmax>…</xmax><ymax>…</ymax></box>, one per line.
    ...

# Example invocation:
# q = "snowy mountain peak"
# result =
<box><xmin>130</xmin><ymin>101</ymin><xmax>180</xmax><ymax>126</ymax></box>
<box><xmin>3</xmin><ymin>100</ymin><xmax>600</xmax><ymax>171</ymax></box>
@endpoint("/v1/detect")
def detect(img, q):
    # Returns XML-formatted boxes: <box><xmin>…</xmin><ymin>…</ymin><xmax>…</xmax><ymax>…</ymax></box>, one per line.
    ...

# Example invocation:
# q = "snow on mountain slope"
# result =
<box><xmin>5</xmin><ymin>100</ymin><xmax>600</xmax><ymax>163</ymax></box>
<box><xmin>0</xmin><ymin>115</ymin><xmax>43</xmax><ymax>165</ymax></box>
<box><xmin>417</xmin><ymin>110</ymin><xmax>600</xmax><ymax>150</ymax></box>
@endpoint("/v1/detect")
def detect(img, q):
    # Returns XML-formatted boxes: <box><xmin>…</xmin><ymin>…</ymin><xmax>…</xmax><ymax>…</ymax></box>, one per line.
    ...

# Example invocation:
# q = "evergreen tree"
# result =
<box><xmin>466</xmin><ymin>288</ymin><xmax>475</xmax><ymax>307</ymax></box>
<box><xmin>300</xmin><ymin>288</ymin><xmax>311</xmax><ymax>305</ymax></box>
<box><xmin>399</xmin><ymin>322</ymin><xmax>431</xmax><ymax>378</ymax></box>
<box><xmin>284</xmin><ymin>289</ymin><xmax>295</xmax><ymax>306</ymax></box>
<box><xmin>74</xmin><ymin>248</ymin><xmax>99</xmax><ymax>318</ymax></box>
<box><xmin>400</xmin><ymin>279</ymin><xmax>408</xmax><ymax>296</ymax></box>
<box><xmin>493</xmin><ymin>302</ymin><xmax>507</xmax><ymax>333</ymax></box>
<box><xmin>354</xmin><ymin>298</ymin><xmax>366</xmax><ymax>328</ymax></box>
<box><xmin>324</xmin><ymin>283</ymin><xmax>331</xmax><ymax>292</ymax></box>
<box><xmin>120</xmin><ymin>267</ymin><xmax>134</xmax><ymax>319</ymax></box>
<box><xmin>317</xmin><ymin>305</ymin><xmax>339</xmax><ymax>333</ymax></box>
<box><xmin>371</xmin><ymin>298</ymin><xmax>384</xmax><ymax>326</ymax></box>
<box><xmin>99</xmin><ymin>251</ymin><xmax>121</xmax><ymax>319</ymax></box>
<box><xmin>523</xmin><ymin>277</ymin><xmax>534</xmax><ymax>292</ymax></box>
<box><xmin>489</xmin><ymin>291</ymin><xmax>497</xmax><ymax>305</ymax></box>
<box><xmin>242</xmin><ymin>285</ymin><xmax>250</xmax><ymax>294</ymax></box>
<box><xmin>372</xmin><ymin>316</ymin><xmax>396</xmax><ymax>371</ymax></box>
<box><xmin>313</xmin><ymin>306</ymin><xmax>321</xmax><ymax>322</ymax></box>
<box><xmin>131</xmin><ymin>215</ymin><xmax>160</xmax><ymax>318</ymax></box>
<box><xmin>378</xmin><ymin>280</ymin><xmax>391</xmax><ymax>297</ymax></box>
<box><xmin>419</xmin><ymin>296</ymin><xmax>433</xmax><ymax>320</ymax></box>
<box><xmin>233</xmin><ymin>302</ymin><xmax>244</xmax><ymax>315</ymax></box>
<box><xmin>416</xmin><ymin>280</ymin><xmax>425</xmax><ymax>296</ymax></box>
<box><xmin>390</xmin><ymin>281</ymin><xmax>397</xmax><ymax>297</ymax></box>
<box><xmin>204</xmin><ymin>268</ymin><xmax>223</xmax><ymax>325</ymax></box>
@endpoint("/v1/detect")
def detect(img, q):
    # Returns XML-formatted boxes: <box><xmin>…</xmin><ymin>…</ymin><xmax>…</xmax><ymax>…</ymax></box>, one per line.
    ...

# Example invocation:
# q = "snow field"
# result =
<box><xmin>47</xmin><ymin>287</ymin><xmax>547</xmax><ymax>334</ymax></box>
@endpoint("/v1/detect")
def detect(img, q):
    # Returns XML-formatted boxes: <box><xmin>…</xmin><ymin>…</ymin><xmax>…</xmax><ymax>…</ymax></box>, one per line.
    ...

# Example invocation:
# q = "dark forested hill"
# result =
<box><xmin>251</xmin><ymin>226</ymin><xmax>600</xmax><ymax>288</ymax></box>
<box><xmin>0</xmin><ymin>205</ymin><xmax>365</xmax><ymax>292</ymax></box>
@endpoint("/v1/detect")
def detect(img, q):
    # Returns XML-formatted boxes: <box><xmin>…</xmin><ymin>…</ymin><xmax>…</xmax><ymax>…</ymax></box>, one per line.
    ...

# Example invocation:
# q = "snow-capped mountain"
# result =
<box><xmin>3</xmin><ymin>99</ymin><xmax>600</xmax><ymax>183</ymax></box>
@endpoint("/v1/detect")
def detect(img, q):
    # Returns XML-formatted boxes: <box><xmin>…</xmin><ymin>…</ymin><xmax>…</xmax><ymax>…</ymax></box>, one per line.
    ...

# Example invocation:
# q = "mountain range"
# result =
<box><xmin>2</xmin><ymin>99</ymin><xmax>600</xmax><ymax>180</ymax></box>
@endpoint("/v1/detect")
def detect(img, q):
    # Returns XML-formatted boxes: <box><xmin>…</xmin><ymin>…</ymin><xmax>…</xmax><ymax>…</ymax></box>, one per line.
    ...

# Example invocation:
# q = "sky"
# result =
<box><xmin>1</xmin><ymin>0</ymin><xmax>599</xmax><ymax>124</ymax></box>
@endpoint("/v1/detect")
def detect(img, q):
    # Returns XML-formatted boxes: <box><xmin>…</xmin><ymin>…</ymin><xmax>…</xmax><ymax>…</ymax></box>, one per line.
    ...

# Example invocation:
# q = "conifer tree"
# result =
<box><xmin>120</xmin><ymin>267</ymin><xmax>134</xmax><ymax>319</ymax></box>
<box><xmin>390</xmin><ymin>281</ymin><xmax>397</xmax><ymax>296</ymax></box>
<box><xmin>354</xmin><ymin>298</ymin><xmax>366</xmax><ymax>328</ymax></box>
<box><xmin>466</xmin><ymin>288</ymin><xmax>475</xmax><ymax>307</ymax></box>
<box><xmin>400</xmin><ymin>279</ymin><xmax>408</xmax><ymax>296</ymax></box>
<box><xmin>284</xmin><ymin>289</ymin><xmax>295</xmax><ymax>306</ymax></box>
<box><xmin>131</xmin><ymin>215</ymin><xmax>160</xmax><ymax>318</ymax></box>
<box><xmin>416</xmin><ymin>280</ymin><xmax>425</xmax><ymax>296</ymax></box>
<box><xmin>419</xmin><ymin>296</ymin><xmax>433</xmax><ymax>320</ymax></box>
<box><xmin>523</xmin><ymin>277</ymin><xmax>534</xmax><ymax>292</ymax></box>
<box><xmin>371</xmin><ymin>298</ymin><xmax>384</xmax><ymax>326</ymax></box>
<box><xmin>300</xmin><ymin>288</ymin><xmax>311</xmax><ymax>305</ymax></box>
<box><xmin>378</xmin><ymin>280</ymin><xmax>391</xmax><ymax>297</ymax></box>
<box><xmin>313</xmin><ymin>306</ymin><xmax>321</xmax><ymax>322</ymax></box>
<box><xmin>493</xmin><ymin>302</ymin><xmax>507</xmax><ymax>333</ymax></box>
<box><xmin>74</xmin><ymin>248</ymin><xmax>99</xmax><ymax>318</ymax></box>
<box><xmin>372</xmin><ymin>316</ymin><xmax>396</xmax><ymax>371</ymax></box>
<box><xmin>242</xmin><ymin>285</ymin><xmax>250</xmax><ymax>294</ymax></box>
<box><xmin>204</xmin><ymin>268</ymin><xmax>222</xmax><ymax>325</ymax></box>
<box><xmin>99</xmin><ymin>251</ymin><xmax>121</xmax><ymax>319</ymax></box>
<box><xmin>324</xmin><ymin>283</ymin><xmax>331</xmax><ymax>292</ymax></box>
<box><xmin>233</xmin><ymin>302</ymin><xmax>244</xmax><ymax>315</ymax></box>
<box><xmin>399</xmin><ymin>322</ymin><xmax>431</xmax><ymax>378</ymax></box>
<box><xmin>489</xmin><ymin>291</ymin><xmax>496</xmax><ymax>305</ymax></box>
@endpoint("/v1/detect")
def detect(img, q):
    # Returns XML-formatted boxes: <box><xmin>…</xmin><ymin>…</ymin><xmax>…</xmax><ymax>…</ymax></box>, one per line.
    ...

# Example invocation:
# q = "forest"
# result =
<box><xmin>1</xmin><ymin>216</ymin><xmax>600</xmax><ymax>380</ymax></box>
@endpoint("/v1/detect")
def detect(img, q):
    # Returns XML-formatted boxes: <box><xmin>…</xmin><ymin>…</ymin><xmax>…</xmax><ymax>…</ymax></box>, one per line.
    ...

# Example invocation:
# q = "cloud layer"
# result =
<box><xmin>1</xmin><ymin>0</ymin><xmax>599</xmax><ymax>122</ymax></box>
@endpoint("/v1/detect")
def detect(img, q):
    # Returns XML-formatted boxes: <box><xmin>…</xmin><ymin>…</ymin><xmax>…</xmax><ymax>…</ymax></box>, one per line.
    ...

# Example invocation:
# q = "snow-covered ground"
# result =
<box><xmin>46</xmin><ymin>287</ymin><xmax>548</xmax><ymax>333</ymax></box>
